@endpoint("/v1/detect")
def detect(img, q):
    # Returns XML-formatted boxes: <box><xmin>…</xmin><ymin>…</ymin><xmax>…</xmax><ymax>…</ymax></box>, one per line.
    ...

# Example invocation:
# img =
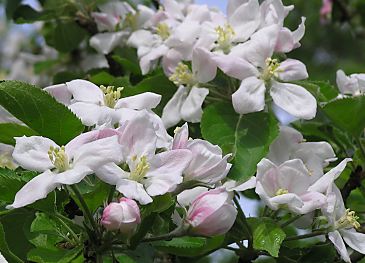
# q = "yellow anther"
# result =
<box><xmin>169</xmin><ymin>62</ymin><xmax>195</xmax><ymax>87</ymax></box>
<box><xmin>336</xmin><ymin>209</ymin><xmax>361</xmax><ymax>230</ymax></box>
<box><xmin>48</xmin><ymin>146</ymin><xmax>69</xmax><ymax>172</ymax></box>
<box><xmin>275</xmin><ymin>188</ymin><xmax>289</xmax><ymax>196</ymax></box>
<box><xmin>156</xmin><ymin>23</ymin><xmax>170</xmax><ymax>40</ymax></box>
<box><xmin>100</xmin><ymin>85</ymin><xmax>124</xmax><ymax>108</ymax></box>
<box><xmin>261</xmin><ymin>58</ymin><xmax>281</xmax><ymax>81</ymax></box>
<box><xmin>123</xmin><ymin>12</ymin><xmax>138</xmax><ymax>30</ymax></box>
<box><xmin>174</xmin><ymin>126</ymin><xmax>181</xmax><ymax>134</ymax></box>
<box><xmin>130</xmin><ymin>156</ymin><xmax>150</xmax><ymax>182</ymax></box>
<box><xmin>215</xmin><ymin>24</ymin><xmax>235</xmax><ymax>54</ymax></box>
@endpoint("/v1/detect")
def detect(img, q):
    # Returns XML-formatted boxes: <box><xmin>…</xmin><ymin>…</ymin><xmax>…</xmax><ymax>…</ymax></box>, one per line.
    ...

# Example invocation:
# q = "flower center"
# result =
<box><xmin>130</xmin><ymin>156</ymin><xmax>150</xmax><ymax>182</ymax></box>
<box><xmin>169</xmin><ymin>62</ymin><xmax>195</xmax><ymax>87</ymax></box>
<box><xmin>48</xmin><ymin>146</ymin><xmax>69</xmax><ymax>172</ymax></box>
<box><xmin>215</xmin><ymin>24</ymin><xmax>235</xmax><ymax>54</ymax></box>
<box><xmin>156</xmin><ymin>23</ymin><xmax>170</xmax><ymax>40</ymax></box>
<box><xmin>275</xmin><ymin>188</ymin><xmax>289</xmax><ymax>196</ymax></box>
<box><xmin>335</xmin><ymin>209</ymin><xmax>360</xmax><ymax>230</ymax></box>
<box><xmin>0</xmin><ymin>154</ymin><xmax>16</xmax><ymax>170</ymax></box>
<box><xmin>100</xmin><ymin>85</ymin><xmax>123</xmax><ymax>108</ymax></box>
<box><xmin>123</xmin><ymin>12</ymin><xmax>138</xmax><ymax>31</ymax></box>
<box><xmin>261</xmin><ymin>58</ymin><xmax>281</xmax><ymax>82</ymax></box>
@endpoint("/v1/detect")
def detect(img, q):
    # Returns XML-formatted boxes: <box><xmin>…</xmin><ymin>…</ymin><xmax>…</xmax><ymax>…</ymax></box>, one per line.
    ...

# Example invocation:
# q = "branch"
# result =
<box><xmin>341</xmin><ymin>166</ymin><xmax>364</xmax><ymax>202</ymax></box>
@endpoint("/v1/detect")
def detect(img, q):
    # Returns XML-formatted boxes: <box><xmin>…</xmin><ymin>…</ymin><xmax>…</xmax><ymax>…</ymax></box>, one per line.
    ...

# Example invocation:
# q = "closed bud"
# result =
<box><xmin>101</xmin><ymin>198</ymin><xmax>141</xmax><ymax>235</ymax></box>
<box><xmin>186</xmin><ymin>188</ymin><xmax>237</xmax><ymax>236</ymax></box>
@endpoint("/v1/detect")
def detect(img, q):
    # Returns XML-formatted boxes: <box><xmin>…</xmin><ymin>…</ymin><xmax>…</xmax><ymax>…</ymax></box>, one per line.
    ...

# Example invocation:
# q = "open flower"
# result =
<box><xmin>95</xmin><ymin>113</ymin><xmax>192</xmax><ymax>204</ymax></box>
<box><xmin>323</xmin><ymin>185</ymin><xmax>365</xmax><ymax>262</ymax></box>
<box><xmin>7</xmin><ymin>130</ymin><xmax>122</xmax><ymax>209</ymax></box>
<box><xmin>162</xmin><ymin>47</ymin><xmax>216</xmax><ymax>128</ymax></box>
<box><xmin>214</xmin><ymin>25</ymin><xmax>316</xmax><ymax>119</ymax></box>
<box><xmin>336</xmin><ymin>69</ymin><xmax>365</xmax><ymax>97</ymax></box>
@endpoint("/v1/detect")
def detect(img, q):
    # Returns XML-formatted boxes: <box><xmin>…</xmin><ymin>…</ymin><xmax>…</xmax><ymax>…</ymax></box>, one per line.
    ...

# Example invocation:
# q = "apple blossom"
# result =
<box><xmin>101</xmin><ymin>197</ymin><xmax>141</xmax><ymax>235</ymax></box>
<box><xmin>7</xmin><ymin>130</ymin><xmax>122</xmax><ymax>209</ymax></box>
<box><xmin>186</xmin><ymin>188</ymin><xmax>237</xmax><ymax>236</ymax></box>
<box><xmin>95</xmin><ymin>113</ymin><xmax>192</xmax><ymax>204</ymax></box>
<box><xmin>336</xmin><ymin>69</ymin><xmax>365</xmax><ymax>97</ymax></box>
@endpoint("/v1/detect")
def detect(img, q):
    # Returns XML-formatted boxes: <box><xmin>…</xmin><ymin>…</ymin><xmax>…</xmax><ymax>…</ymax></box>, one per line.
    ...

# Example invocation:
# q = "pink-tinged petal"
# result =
<box><xmin>66</xmin><ymin>79</ymin><xmax>104</xmax><ymax>104</ymax></box>
<box><xmin>115</xmin><ymin>92</ymin><xmax>161</xmax><ymax>110</ymax></box>
<box><xmin>292</xmin><ymin>17</ymin><xmax>306</xmax><ymax>46</ymax></box>
<box><xmin>223</xmin><ymin>176</ymin><xmax>256</xmax><ymax>192</ymax></box>
<box><xmin>270</xmin><ymin>81</ymin><xmax>317</xmax><ymax>120</ymax></box>
<box><xmin>162</xmin><ymin>86</ymin><xmax>189</xmax><ymax>128</ymax></box>
<box><xmin>260</xmin><ymin>0</ymin><xmax>294</xmax><ymax>27</ymax></box>
<box><xmin>277</xmin><ymin>59</ymin><xmax>308</xmax><ymax>81</ymax></box>
<box><xmin>177</xmin><ymin>187</ymin><xmax>208</xmax><ymax>207</ymax></box>
<box><xmin>295</xmin><ymin>191</ymin><xmax>327</xmax><ymax>214</ymax></box>
<box><xmin>192</xmin><ymin>47</ymin><xmax>217</xmax><ymax>84</ymax></box>
<box><xmin>7</xmin><ymin>170</ymin><xmax>58</xmax><ymax>209</ymax></box>
<box><xmin>213</xmin><ymin>55</ymin><xmax>259</xmax><ymax>80</ymax></box>
<box><xmin>162</xmin><ymin>49</ymin><xmax>183</xmax><ymax>76</ymax></box>
<box><xmin>44</xmin><ymin>84</ymin><xmax>72</xmax><ymax>105</ymax></box>
<box><xmin>116</xmin><ymin>179</ymin><xmax>153</xmax><ymax>205</ymax></box>
<box><xmin>13</xmin><ymin>136</ymin><xmax>57</xmax><ymax>172</ymax></box>
<box><xmin>140</xmin><ymin>44</ymin><xmax>169</xmax><ymax>75</ymax></box>
<box><xmin>277</xmin><ymin>159</ymin><xmax>311</xmax><ymax>195</ymax></box>
<box><xmin>144</xmin><ymin>149</ymin><xmax>192</xmax><ymax>196</ymax></box>
<box><xmin>118</xmin><ymin>112</ymin><xmax>157</xmax><ymax>159</ymax></box>
<box><xmin>229</xmin><ymin>0</ymin><xmax>260</xmax><ymax>42</ymax></box>
<box><xmin>96</xmin><ymin>163</ymin><xmax>129</xmax><ymax>185</ymax></box>
<box><xmin>91</xmin><ymin>12</ymin><xmax>119</xmax><ymax>32</ymax></box>
<box><xmin>68</xmin><ymin>102</ymin><xmax>104</xmax><ymax>126</ymax></box>
<box><xmin>73</xmin><ymin>135</ymin><xmax>122</xmax><ymax>170</ymax></box>
<box><xmin>180</xmin><ymin>87</ymin><xmax>209</xmax><ymax>123</ymax></box>
<box><xmin>341</xmin><ymin>229</ymin><xmax>365</xmax><ymax>254</ymax></box>
<box><xmin>275</xmin><ymin>28</ymin><xmax>295</xmax><ymax>53</ymax></box>
<box><xmin>172</xmin><ymin>123</ymin><xmax>189</xmax><ymax>150</ymax></box>
<box><xmin>336</xmin><ymin>70</ymin><xmax>359</xmax><ymax>95</ymax></box>
<box><xmin>65</xmin><ymin>128</ymin><xmax>120</xmax><ymax>156</ymax></box>
<box><xmin>227</xmin><ymin>0</ymin><xmax>249</xmax><ymax>18</ymax></box>
<box><xmin>329</xmin><ymin>231</ymin><xmax>351</xmax><ymax>263</ymax></box>
<box><xmin>267</xmin><ymin>126</ymin><xmax>303</xmax><ymax>165</ymax></box>
<box><xmin>308</xmin><ymin>158</ymin><xmax>352</xmax><ymax>193</ymax></box>
<box><xmin>268</xmin><ymin>193</ymin><xmax>303</xmax><ymax>211</ymax></box>
<box><xmin>256</xmin><ymin>158</ymin><xmax>279</xmax><ymax>196</ymax></box>
<box><xmin>232</xmin><ymin>77</ymin><xmax>266</xmax><ymax>114</ymax></box>
<box><xmin>90</xmin><ymin>32</ymin><xmax>128</xmax><ymax>55</ymax></box>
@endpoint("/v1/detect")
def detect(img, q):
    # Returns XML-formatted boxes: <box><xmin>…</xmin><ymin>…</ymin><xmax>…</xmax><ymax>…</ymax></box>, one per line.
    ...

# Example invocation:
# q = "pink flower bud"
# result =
<box><xmin>101</xmin><ymin>198</ymin><xmax>141</xmax><ymax>234</ymax></box>
<box><xmin>186</xmin><ymin>188</ymin><xmax>237</xmax><ymax>236</ymax></box>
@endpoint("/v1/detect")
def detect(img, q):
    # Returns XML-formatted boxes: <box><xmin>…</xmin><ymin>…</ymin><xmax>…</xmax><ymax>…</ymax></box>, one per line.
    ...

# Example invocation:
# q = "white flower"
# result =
<box><xmin>214</xmin><ymin>25</ymin><xmax>316</xmax><ymax>119</ymax></box>
<box><xmin>336</xmin><ymin>69</ymin><xmax>365</xmax><ymax>97</ymax></box>
<box><xmin>95</xmin><ymin>113</ymin><xmax>192</xmax><ymax>204</ymax></box>
<box><xmin>7</xmin><ymin>130</ymin><xmax>122</xmax><ymax>209</ymax></box>
<box><xmin>162</xmin><ymin>47</ymin><xmax>216</xmax><ymax>127</ymax></box>
<box><xmin>323</xmin><ymin>185</ymin><xmax>365</xmax><ymax>263</ymax></box>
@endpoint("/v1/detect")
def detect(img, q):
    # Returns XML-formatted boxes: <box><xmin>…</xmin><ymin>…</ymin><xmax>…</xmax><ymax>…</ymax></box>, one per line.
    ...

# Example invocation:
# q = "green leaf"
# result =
<box><xmin>0</xmin><ymin>123</ymin><xmax>37</xmax><ymax>145</ymax></box>
<box><xmin>0</xmin><ymin>81</ymin><xmax>84</xmax><ymax>145</ymax></box>
<box><xmin>155</xmin><ymin>236</ymin><xmax>206</xmax><ymax>249</ymax></box>
<box><xmin>201</xmin><ymin>102</ymin><xmax>279</xmax><ymax>181</ymax></box>
<box><xmin>0</xmin><ymin>221</ymin><xmax>23</xmax><ymax>263</ymax></box>
<box><xmin>0</xmin><ymin>168</ymin><xmax>26</xmax><ymax>203</ymax></box>
<box><xmin>27</xmin><ymin>247</ymin><xmax>83</xmax><ymax>263</ymax></box>
<box><xmin>248</xmin><ymin>218</ymin><xmax>286</xmax><ymax>257</ymax></box>
<box><xmin>45</xmin><ymin>22</ymin><xmax>87</xmax><ymax>53</ymax></box>
<box><xmin>322</xmin><ymin>96</ymin><xmax>365</xmax><ymax>137</ymax></box>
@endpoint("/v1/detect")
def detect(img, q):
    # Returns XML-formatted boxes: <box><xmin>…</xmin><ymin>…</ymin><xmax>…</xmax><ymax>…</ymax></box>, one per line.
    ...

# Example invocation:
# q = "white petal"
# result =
<box><xmin>116</xmin><ymin>179</ymin><xmax>153</xmax><ymax>205</ymax></box>
<box><xmin>277</xmin><ymin>59</ymin><xmax>308</xmax><ymax>81</ymax></box>
<box><xmin>44</xmin><ymin>84</ymin><xmax>72</xmax><ymax>105</ymax></box>
<box><xmin>96</xmin><ymin>163</ymin><xmax>129</xmax><ymax>185</ymax></box>
<box><xmin>162</xmin><ymin>86</ymin><xmax>189</xmax><ymax>128</ymax></box>
<box><xmin>270</xmin><ymin>81</ymin><xmax>317</xmax><ymax>120</ymax></box>
<box><xmin>91</xmin><ymin>12</ymin><xmax>119</xmax><ymax>32</ymax></box>
<box><xmin>177</xmin><ymin>187</ymin><xmax>208</xmax><ymax>207</ymax></box>
<box><xmin>192</xmin><ymin>47</ymin><xmax>217</xmax><ymax>84</ymax></box>
<box><xmin>336</xmin><ymin>70</ymin><xmax>359</xmax><ymax>95</ymax></box>
<box><xmin>224</xmin><ymin>176</ymin><xmax>256</xmax><ymax>192</ymax></box>
<box><xmin>144</xmin><ymin>149</ymin><xmax>192</xmax><ymax>196</ymax></box>
<box><xmin>68</xmin><ymin>102</ymin><xmax>104</xmax><ymax>126</ymax></box>
<box><xmin>13</xmin><ymin>136</ymin><xmax>57</xmax><ymax>172</ymax></box>
<box><xmin>127</xmin><ymin>30</ymin><xmax>155</xmax><ymax>48</ymax></box>
<box><xmin>268</xmin><ymin>193</ymin><xmax>303</xmax><ymax>211</ymax></box>
<box><xmin>180</xmin><ymin>87</ymin><xmax>209</xmax><ymax>123</ymax></box>
<box><xmin>292</xmin><ymin>17</ymin><xmax>306</xmax><ymax>46</ymax></box>
<box><xmin>329</xmin><ymin>231</ymin><xmax>351</xmax><ymax>263</ymax></box>
<box><xmin>172</xmin><ymin>122</ymin><xmax>189</xmax><ymax>150</ymax></box>
<box><xmin>277</xmin><ymin>159</ymin><xmax>311</xmax><ymax>194</ymax></box>
<box><xmin>90</xmin><ymin>32</ymin><xmax>128</xmax><ymax>54</ymax></box>
<box><xmin>341</xmin><ymin>229</ymin><xmax>365</xmax><ymax>254</ymax></box>
<box><xmin>213</xmin><ymin>55</ymin><xmax>259</xmax><ymax>80</ymax></box>
<box><xmin>256</xmin><ymin>158</ymin><xmax>279</xmax><ymax>196</ymax></box>
<box><xmin>232</xmin><ymin>77</ymin><xmax>266</xmax><ymax>114</ymax></box>
<box><xmin>66</xmin><ymin>79</ymin><xmax>104</xmax><ymax>104</ymax></box>
<box><xmin>227</xmin><ymin>0</ymin><xmax>250</xmax><ymax>18</ymax></box>
<box><xmin>140</xmin><ymin>44</ymin><xmax>169</xmax><ymax>75</ymax></box>
<box><xmin>295</xmin><ymin>191</ymin><xmax>327</xmax><ymax>214</ymax></box>
<box><xmin>275</xmin><ymin>28</ymin><xmax>295</xmax><ymax>53</ymax></box>
<box><xmin>115</xmin><ymin>92</ymin><xmax>161</xmax><ymax>110</ymax></box>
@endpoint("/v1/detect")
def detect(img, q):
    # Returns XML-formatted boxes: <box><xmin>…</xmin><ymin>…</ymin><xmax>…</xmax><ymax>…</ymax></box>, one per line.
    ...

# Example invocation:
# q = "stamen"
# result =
<box><xmin>261</xmin><ymin>58</ymin><xmax>281</xmax><ymax>81</ymax></box>
<box><xmin>335</xmin><ymin>209</ymin><xmax>361</xmax><ymax>230</ymax></box>
<box><xmin>275</xmin><ymin>188</ymin><xmax>289</xmax><ymax>196</ymax></box>
<box><xmin>48</xmin><ymin>146</ymin><xmax>69</xmax><ymax>172</ymax></box>
<box><xmin>156</xmin><ymin>23</ymin><xmax>170</xmax><ymax>40</ymax></box>
<box><xmin>169</xmin><ymin>62</ymin><xmax>195</xmax><ymax>87</ymax></box>
<box><xmin>215</xmin><ymin>24</ymin><xmax>235</xmax><ymax>54</ymax></box>
<box><xmin>123</xmin><ymin>12</ymin><xmax>138</xmax><ymax>30</ymax></box>
<box><xmin>130</xmin><ymin>156</ymin><xmax>150</xmax><ymax>182</ymax></box>
<box><xmin>100</xmin><ymin>85</ymin><xmax>123</xmax><ymax>108</ymax></box>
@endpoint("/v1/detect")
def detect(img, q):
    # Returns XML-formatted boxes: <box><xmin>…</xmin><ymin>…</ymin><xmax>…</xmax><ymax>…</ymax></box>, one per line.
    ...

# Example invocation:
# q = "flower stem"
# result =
<box><xmin>280</xmin><ymin>214</ymin><xmax>303</xmax><ymax>228</ymax></box>
<box><xmin>284</xmin><ymin>230</ymin><xmax>327</xmax><ymax>241</ymax></box>
<box><xmin>107</xmin><ymin>186</ymin><xmax>115</xmax><ymax>203</ymax></box>
<box><xmin>142</xmin><ymin>224</ymin><xmax>189</xmax><ymax>242</ymax></box>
